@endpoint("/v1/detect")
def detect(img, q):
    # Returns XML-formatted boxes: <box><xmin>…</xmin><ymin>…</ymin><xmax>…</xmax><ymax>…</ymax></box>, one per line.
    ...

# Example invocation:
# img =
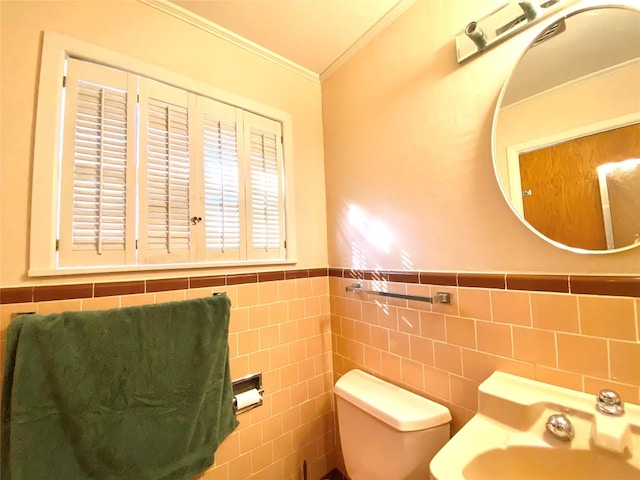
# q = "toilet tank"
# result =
<box><xmin>335</xmin><ymin>369</ymin><xmax>451</xmax><ymax>480</ymax></box>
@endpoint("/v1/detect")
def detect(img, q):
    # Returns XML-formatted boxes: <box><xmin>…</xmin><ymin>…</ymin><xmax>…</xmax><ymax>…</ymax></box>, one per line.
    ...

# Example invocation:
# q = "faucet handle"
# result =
<box><xmin>545</xmin><ymin>413</ymin><xmax>575</xmax><ymax>441</ymax></box>
<box><xmin>596</xmin><ymin>389</ymin><xmax>625</xmax><ymax>416</ymax></box>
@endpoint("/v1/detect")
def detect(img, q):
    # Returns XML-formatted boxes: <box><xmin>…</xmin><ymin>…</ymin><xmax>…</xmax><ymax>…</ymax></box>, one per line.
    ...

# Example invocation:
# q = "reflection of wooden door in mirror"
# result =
<box><xmin>519</xmin><ymin>123</ymin><xmax>640</xmax><ymax>250</ymax></box>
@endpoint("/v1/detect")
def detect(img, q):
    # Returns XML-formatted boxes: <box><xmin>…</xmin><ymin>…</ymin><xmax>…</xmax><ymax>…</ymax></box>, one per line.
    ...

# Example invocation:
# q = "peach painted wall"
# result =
<box><xmin>0</xmin><ymin>277</ymin><xmax>336</xmax><ymax>480</ymax></box>
<box><xmin>0</xmin><ymin>0</ymin><xmax>327</xmax><ymax>288</ymax></box>
<box><xmin>321</xmin><ymin>0</ymin><xmax>640</xmax><ymax>273</ymax></box>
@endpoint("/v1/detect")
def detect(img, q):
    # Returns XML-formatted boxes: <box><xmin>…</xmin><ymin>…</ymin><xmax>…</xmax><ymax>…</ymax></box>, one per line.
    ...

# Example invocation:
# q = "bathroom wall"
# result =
<box><xmin>0</xmin><ymin>271</ymin><xmax>336</xmax><ymax>480</ymax></box>
<box><xmin>322</xmin><ymin>0</ymin><xmax>639</xmax><ymax>273</ymax></box>
<box><xmin>0</xmin><ymin>1</ymin><xmax>334</xmax><ymax>479</ymax></box>
<box><xmin>330</xmin><ymin>271</ymin><xmax>639</xmax><ymax>434</ymax></box>
<box><xmin>2</xmin><ymin>0</ymin><xmax>639</xmax><ymax>478</ymax></box>
<box><xmin>321</xmin><ymin>0</ymin><xmax>640</xmax><ymax>451</ymax></box>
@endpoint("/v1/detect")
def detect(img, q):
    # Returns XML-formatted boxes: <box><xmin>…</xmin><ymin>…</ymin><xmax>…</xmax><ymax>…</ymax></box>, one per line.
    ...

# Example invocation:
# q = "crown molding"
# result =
<box><xmin>137</xmin><ymin>0</ymin><xmax>320</xmax><ymax>84</ymax></box>
<box><xmin>320</xmin><ymin>0</ymin><xmax>416</xmax><ymax>81</ymax></box>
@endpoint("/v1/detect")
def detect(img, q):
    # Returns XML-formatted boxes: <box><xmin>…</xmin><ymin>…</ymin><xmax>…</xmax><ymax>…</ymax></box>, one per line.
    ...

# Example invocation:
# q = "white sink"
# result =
<box><xmin>430</xmin><ymin>372</ymin><xmax>640</xmax><ymax>480</ymax></box>
<box><xmin>463</xmin><ymin>446</ymin><xmax>638</xmax><ymax>479</ymax></box>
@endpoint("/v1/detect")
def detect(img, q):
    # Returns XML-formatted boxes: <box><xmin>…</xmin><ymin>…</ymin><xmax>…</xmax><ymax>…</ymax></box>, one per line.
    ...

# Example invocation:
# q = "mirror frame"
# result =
<box><xmin>491</xmin><ymin>1</ymin><xmax>640</xmax><ymax>255</ymax></box>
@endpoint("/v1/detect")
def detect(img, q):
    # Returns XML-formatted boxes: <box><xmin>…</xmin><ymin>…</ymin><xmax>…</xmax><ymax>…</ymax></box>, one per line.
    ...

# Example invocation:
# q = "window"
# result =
<box><xmin>30</xmin><ymin>32</ymin><xmax>295</xmax><ymax>276</ymax></box>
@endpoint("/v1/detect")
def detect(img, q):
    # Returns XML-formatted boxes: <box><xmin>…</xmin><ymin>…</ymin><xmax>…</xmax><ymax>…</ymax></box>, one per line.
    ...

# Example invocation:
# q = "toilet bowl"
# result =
<box><xmin>334</xmin><ymin>369</ymin><xmax>451</xmax><ymax>480</ymax></box>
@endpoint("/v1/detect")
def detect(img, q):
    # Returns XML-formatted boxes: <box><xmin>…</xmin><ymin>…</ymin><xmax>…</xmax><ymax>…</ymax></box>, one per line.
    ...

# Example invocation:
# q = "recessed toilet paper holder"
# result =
<box><xmin>232</xmin><ymin>372</ymin><xmax>264</xmax><ymax>414</ymax></box>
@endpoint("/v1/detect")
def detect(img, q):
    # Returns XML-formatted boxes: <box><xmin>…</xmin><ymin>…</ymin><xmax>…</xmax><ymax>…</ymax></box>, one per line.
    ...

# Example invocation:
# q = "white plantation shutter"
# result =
<box><xmin>244</xmin><ymin>112</ymin><xmax>285</xmax><ymax>259</ymax></box>
<box><xmin>58</xmin><ymin>58</ymin><xmax>136</xmax><ymax>267</ymax></box>
<box><xmin>197</xmin><ymin>97</ymin><xmax>244</xmax><ymax>261</ymax></box>
<box><xmin>138</xmin><ymin>78</ymin><xmax>194</xmax><ymax>264</ymax></box>
<box><xmin>52</xmin><ymin>54</ymin><xmax>290</xmax><ymax>272</ymax></box>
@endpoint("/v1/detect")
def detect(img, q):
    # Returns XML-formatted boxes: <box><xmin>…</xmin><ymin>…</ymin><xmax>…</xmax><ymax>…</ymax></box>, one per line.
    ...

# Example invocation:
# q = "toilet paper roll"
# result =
<box><xmin>235</xmin><ymin>389</ymin><xmax>262</xmax><ymax>410</ymax></box>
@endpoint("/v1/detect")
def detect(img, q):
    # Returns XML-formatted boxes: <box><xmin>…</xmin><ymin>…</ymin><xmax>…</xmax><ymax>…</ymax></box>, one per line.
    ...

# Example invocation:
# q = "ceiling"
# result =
<box><xmin>166</xmin><ymin>1</ymin><xmax>639</xmax><ymax>92</ymax></box>
<box><xmin>170</xmin><ymin>0</ymin><xmax>404</xmax><ymax>75</ymax></box>
<box><xmin>503</xmin><ymin>6</ymin><xmax>640</xmax><ymax>105</ymax></box>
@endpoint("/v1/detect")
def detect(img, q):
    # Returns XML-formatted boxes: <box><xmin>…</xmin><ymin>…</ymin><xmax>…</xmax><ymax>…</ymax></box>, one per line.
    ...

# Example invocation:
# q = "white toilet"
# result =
<box><xmin>334</xmin><ymin>369</ymin><xmax>452</xmax><ymax>480</ymax></box>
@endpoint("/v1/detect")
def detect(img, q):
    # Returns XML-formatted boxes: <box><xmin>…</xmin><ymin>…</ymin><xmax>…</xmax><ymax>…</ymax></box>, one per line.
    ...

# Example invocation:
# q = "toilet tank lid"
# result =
<box><xmin>334</xmin><ymin>369</ymin><xmax>451</xmax><ymax>432</ymax></box>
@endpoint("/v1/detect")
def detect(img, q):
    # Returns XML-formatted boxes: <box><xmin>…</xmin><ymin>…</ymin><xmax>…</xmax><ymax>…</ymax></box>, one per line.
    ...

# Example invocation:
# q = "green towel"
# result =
<box><xmin>1</xmin><ymin>294</ymin><xmax>239</xmax><ymax>480</ymax></box>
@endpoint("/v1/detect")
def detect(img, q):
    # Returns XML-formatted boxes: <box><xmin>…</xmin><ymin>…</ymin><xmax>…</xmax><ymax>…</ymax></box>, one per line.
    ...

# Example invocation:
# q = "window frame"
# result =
<box><xmin>29</xmin><ymin>31</ymin><xmax>296</xmax><ymax>277</ymax></box>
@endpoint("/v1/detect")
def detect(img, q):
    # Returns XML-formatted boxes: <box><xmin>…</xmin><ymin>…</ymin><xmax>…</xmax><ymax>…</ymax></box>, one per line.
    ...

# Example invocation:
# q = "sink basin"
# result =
<box><xmin>463</xmin><ymin>446</ymin><xmax>640</xmax><ymax>479</ymax></box>
<box><xmin>430</xmin><ymin>372</ymin><xmax>640</xmax><ymax>480</ymax></box>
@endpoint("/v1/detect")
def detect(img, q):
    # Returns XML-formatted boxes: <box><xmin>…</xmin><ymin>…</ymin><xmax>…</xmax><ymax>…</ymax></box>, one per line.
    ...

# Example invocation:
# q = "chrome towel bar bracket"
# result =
<box><xmin>345</xmin><ymin>283</ymin><xmax>452</xmax><ymax>304</ymax></box>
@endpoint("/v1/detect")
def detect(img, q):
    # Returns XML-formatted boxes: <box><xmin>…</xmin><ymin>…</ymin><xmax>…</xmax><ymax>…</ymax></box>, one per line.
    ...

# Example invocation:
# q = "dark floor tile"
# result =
<box><xmin>321</xmin><ymin>468</ymin><xmax>347</xmax><ymax>480</ymax></box>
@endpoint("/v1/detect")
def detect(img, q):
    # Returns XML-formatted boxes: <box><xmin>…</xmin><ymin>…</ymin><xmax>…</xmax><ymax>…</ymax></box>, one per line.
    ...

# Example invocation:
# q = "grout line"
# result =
<box><xmin>576</xmin><ymin>295</ymin><xmax>582</xmax><ymax>335</ymax></box>
<box><xmin>606</xmin><ymin>339</ymin><xmax>612</xmax><ymax>381</ymax></box>
<box><xmin>472</xmin><ymin>318</ymin><xmax>478</xmax><ymax>352</ymax></box>
<box><xmin>488</xmin><ymin>289</ymin><xmax>495</xmax><ymax>322</ymax></box>
<box><xmin>635</xmin><ymin>299</ymin><xmax>640</xmax><ymax>342</ymax></box>
<box><xmin>509</xmin><ymin>325</ymin><xmax>514</xmax><ymax>358</ymax></box>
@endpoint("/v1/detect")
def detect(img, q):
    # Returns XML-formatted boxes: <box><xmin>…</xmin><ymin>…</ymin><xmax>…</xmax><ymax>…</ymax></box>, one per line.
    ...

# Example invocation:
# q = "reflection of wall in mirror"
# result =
<box><xmin>598</xmin><ymin>159</ymin><xmax>640</xmax><ymax>248</ymax></box>
<box><xmin>495</xmin><ymin>61</ymin><xmax>640</xmax><ymax>200</ymax></box>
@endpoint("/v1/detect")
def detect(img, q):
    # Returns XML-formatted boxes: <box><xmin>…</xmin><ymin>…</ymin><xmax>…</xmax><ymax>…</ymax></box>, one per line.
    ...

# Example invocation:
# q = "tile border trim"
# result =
<box><xmin>332</xmin><ymin>269</ymin><xmax>639</xmax><ymax>298</ymax></box>
<box><xmin>1</xmin><ymin>268</ymin><xmax>638</xmax><ymax>304</ymax></box>
<box><xmin>0</xmin><ymin>268</ymin><xmax>329</xmax><ymax>305</ymax></box>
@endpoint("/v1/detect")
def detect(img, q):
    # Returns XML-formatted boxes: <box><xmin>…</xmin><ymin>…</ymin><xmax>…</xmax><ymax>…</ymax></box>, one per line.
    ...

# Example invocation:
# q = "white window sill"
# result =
<box><xmin>28</xmin><ymin>258</ymin><xmax>298</xmax><ymax>278</ymax></box>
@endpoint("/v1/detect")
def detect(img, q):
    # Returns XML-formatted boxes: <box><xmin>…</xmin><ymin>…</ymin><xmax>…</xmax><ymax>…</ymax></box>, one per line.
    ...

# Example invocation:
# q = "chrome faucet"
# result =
<box><xmin>596</xmin><ymin>389</ymin><xmax>625</xmax><ymax>416</ymax></box>
<box><xmin>545</xmin><ymin>413</ymin><xmax>575</xmax><ymax>441</ymax></box>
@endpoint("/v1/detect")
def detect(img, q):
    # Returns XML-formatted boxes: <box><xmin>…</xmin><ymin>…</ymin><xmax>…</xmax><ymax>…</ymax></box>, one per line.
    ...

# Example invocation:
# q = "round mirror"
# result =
<box><xmin>492</xmin><ymin>5</ymin><xmax>640</xmax><ymax>253</ymax></box>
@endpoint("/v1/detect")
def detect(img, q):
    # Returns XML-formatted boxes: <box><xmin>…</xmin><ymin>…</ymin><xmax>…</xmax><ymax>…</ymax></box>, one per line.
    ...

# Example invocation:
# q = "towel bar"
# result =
<box><xmin>10</xmin><ymin>311</ymin><xmax>36</xmax><ymax>319</ymax></box>
<box><xmin>346</xmin><ymin>283</ymin><xmax>452</xmax><ymax>304</ymax></box>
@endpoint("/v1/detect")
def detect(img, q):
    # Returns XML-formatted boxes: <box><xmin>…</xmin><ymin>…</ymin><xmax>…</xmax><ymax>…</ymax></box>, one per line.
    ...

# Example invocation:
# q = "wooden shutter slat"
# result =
<box><xmin>250</xmin><ymin>130</ymin><xmax>280</xmax><ymax>250</ymax></box>
<box><xmin>197</xmin><ymin>97</ymin><xmax>243</xmax><ymax>260</ymax></box>
<box><xmin>243</xmin><ymin>111</ymin><xmax>285</xmax><ymax>260</ymax></box>
<box><xmin>138</xmin><ymin>78</ymin><xmax>193</xmax><ymax>263</ymax></box>
<box><xmin>58</xmin><ymin>58</ymin><xmax>136</xmax><ymax>267</ymax></box>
